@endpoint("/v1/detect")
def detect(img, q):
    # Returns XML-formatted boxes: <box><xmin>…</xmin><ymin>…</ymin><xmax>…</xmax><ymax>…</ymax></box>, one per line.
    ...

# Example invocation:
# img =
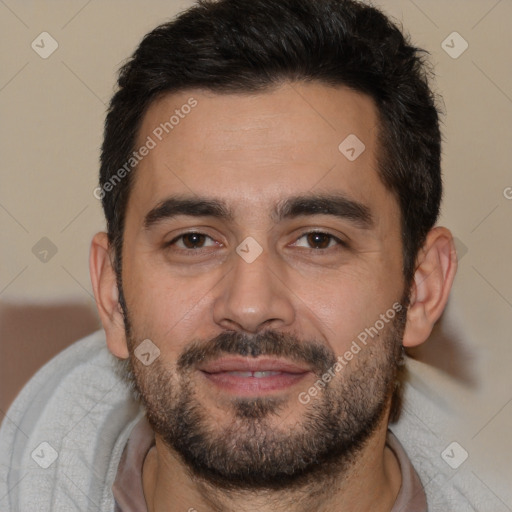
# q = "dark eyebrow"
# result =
<box><xmin>274</xmin><ymin>193</ymin><xmax>374</xmax><ymax>229</ymax></box>
<box><xmin>143</xmin><ymin>193</ymin><xmax>373</xmax><ymax>230</ymax></box>
<box><xmin>144</xmin><ymin>196</ymin><xmax>234</xmax><ymax>229</ymax></box>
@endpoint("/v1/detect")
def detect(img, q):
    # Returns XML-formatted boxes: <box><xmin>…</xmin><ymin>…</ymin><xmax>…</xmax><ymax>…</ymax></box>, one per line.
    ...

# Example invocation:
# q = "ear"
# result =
<box><xmin>402</xmin><ymin>226</ymin><xmax>458</xmax><ymax>348</ymax></box>
<box><xmin>89</xmin><ymin>232</ymin><xmax>129</xmax><ymax>359</ymax></box>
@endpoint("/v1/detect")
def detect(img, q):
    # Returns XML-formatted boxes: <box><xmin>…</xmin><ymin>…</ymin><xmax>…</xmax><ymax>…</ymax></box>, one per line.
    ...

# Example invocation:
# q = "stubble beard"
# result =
<box><xmin>117</xmin><ymin>296</ymin><xmax>407</xmax><ymax>491</ymax></box>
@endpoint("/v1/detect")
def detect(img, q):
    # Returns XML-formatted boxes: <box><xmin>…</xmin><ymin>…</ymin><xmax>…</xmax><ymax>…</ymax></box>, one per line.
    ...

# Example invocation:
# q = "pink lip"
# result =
<box><xmin>198</xmin><ymin>357</ymin><xmax>311</xmax><ymax>395</ymax></box>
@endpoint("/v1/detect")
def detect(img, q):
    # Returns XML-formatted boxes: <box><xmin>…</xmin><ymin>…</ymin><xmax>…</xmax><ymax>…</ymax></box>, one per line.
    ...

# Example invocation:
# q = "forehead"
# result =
<box><xmin>129</xmin><ymin>82</ymin><xmax>390</xmax><ymax>220</ymax></box>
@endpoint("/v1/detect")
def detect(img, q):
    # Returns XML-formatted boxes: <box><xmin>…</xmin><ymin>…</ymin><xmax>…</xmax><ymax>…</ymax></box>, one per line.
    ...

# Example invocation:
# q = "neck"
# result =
<box><xmin>142</xmin><ymin>420</ymin><xmax>401</xmax><ymax>512</ymax></box>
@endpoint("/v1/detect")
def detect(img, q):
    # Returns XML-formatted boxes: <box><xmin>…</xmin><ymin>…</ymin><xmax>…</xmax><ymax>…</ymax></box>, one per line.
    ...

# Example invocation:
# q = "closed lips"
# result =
<box><xmin>198</xmin><ymin>357</ymin><xmax>310</xmax><ymax>375</ymax></box>
<box><xmin>218</xmin><ymin>371</ymin><xmax>286</xmax><ymax>377</ymax></box>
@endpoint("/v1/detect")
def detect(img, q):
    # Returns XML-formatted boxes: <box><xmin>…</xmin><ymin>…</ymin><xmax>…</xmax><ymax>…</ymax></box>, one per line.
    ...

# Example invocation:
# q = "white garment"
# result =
<box><xmin>0</xmin><ymin>330</ymin><xmax>491</xmax><ymax>511</ymax></box>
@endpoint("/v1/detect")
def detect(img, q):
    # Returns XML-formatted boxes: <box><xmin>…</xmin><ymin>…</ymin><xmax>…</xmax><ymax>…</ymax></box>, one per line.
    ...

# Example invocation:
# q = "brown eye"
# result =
<box><xmin>306</xmin><ymin>232</ymin><xmax>332</xmax><ymax>249</ymax></box>
<box><xmin>181</xmin><ymin>233</ymin><xmax>207</xmax><ymax>248</ymax></box>
<box><xmin>293</xmin><ymin>231</ymin><xmax>343</xmax><ymax>250</ymax></box>
<box><xmin>167</xmin><ymin>232</ymin><xmax>217</xmax><ymax>250</ymax></box>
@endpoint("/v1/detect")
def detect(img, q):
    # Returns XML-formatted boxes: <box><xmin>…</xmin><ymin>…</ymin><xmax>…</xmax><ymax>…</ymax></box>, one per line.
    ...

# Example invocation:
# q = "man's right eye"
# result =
<box><xmin>166</xmin><ymin>232</ymin><xmax>219</xmax><ymax>250</ymax></box>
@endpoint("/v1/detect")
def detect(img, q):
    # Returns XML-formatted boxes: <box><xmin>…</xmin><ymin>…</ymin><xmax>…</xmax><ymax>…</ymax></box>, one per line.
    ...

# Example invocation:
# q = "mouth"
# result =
<box><xmin>197</xmin><ymin>357</ymin><xmax>312</xmax><ymax>395</ymax></box>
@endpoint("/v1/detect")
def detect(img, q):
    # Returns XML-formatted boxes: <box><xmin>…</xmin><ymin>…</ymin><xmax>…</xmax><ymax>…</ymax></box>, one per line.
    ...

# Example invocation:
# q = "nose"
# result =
<box><xmin>212</xmin><ymin>245</ymin><xmax>295</xmax><ymax>334</ymax></box>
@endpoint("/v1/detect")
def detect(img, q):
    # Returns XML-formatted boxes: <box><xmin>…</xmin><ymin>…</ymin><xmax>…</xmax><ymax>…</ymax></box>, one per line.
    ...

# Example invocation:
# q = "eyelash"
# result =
<box><xmin>165</xmin><ymin>230</ymin><xmax>348</xmax><ymax>253</ymax></box>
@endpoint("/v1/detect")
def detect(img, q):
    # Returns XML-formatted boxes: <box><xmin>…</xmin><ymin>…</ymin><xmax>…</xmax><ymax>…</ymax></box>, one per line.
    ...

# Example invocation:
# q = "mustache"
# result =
<box><xmin>177</xmin><ymin>330</ymin><xmax>337</xmax><ymax>376</ymax></box>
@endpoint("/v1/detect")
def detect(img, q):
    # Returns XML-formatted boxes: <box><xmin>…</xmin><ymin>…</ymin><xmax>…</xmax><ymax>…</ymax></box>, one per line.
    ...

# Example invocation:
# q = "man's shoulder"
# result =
<box><xmin>390</xmin><ymin>365</ymin><xmax>501</xmax><ymax>512</ymax></box>
<box><xmin>0</xmin><ymin>329</ymin><xmax>143</xmax><ymax>512</ymax></box>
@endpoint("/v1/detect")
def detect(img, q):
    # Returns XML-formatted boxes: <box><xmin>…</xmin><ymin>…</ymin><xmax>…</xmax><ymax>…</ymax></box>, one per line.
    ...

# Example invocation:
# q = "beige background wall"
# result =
<box><xmin>1</xmin><ymin>0</ymin><xmax>511</xmax><ymax>507</ymax></box>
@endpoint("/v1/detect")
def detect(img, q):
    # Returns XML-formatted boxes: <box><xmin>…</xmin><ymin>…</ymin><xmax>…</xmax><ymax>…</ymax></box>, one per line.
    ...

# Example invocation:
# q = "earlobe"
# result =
<box><xmin>89</xmin><ymin>232</ymin><xmax>129</xmax><ymax>359</ymax></box>
<box><xmin>402</xmin><ymin>227</ymin><xmax>458</xmax><ymax>348</ymax></box>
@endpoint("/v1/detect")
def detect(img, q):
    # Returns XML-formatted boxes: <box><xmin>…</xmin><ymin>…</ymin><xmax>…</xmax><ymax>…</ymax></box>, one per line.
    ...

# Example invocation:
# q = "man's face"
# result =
<box><xmin>119</xmin><ymin>82</ymin><xmax>407</xmax><ymax>487</ymax></box>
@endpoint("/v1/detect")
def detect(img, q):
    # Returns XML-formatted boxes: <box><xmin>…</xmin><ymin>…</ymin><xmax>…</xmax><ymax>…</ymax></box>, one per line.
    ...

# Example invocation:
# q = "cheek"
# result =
<box><xmin>290</xmin><ymin>262</ymin><xmax>402</xmax><ymax>351</ymax></box>
<box><xmin>124</xmin><ymin>255</ymin><xmax>223</xmax><ymax>343</ymax></box>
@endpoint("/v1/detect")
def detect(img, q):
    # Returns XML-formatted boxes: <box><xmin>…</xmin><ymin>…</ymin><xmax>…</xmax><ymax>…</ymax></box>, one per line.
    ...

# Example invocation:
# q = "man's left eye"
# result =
<box><xmin>293</xmin><ymin>232</ymin><xmax>345</xmax><ymax>250</ymax></box>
